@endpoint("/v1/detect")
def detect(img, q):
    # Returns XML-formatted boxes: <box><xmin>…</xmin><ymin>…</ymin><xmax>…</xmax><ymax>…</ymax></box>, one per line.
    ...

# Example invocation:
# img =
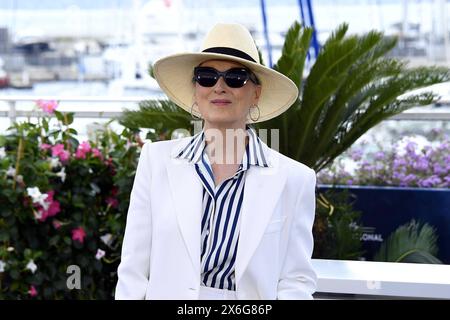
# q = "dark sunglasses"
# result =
<box><xmin>193</xmin><ymin>66</ymin><xmax>260</xmax><ymax>88</ymax></box>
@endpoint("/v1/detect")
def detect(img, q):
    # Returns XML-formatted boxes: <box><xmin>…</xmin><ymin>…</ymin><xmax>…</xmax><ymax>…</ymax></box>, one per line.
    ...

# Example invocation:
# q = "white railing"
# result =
<box><xmin>1</xmin><ymin>96</ymin><xmax>450</xmax><ymax>125</ymax></box>
<box><xmin>312</xmin><ymin>259</ymin><xmax>450</xmax><ymax>299</ymax></box>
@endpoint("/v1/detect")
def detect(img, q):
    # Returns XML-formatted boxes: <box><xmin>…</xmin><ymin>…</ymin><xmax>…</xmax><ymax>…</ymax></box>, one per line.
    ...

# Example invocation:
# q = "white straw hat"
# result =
<box><xmin>152</xmin><ymin>23</ymin><xmax>299</xmax><ymax>123</ymax></box>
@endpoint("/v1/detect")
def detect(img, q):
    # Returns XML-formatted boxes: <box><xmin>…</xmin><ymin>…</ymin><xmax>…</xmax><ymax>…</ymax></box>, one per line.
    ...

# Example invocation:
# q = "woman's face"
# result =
<box><xmin>194</xmin><ymin>59</ymin><xmax>261</xmax><ymax>129</ymax></box>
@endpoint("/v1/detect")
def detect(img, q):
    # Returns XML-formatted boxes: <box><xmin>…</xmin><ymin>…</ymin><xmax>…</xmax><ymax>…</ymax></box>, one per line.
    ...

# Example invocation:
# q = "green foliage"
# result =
<box><xmin>374</xmin><ymin>219</ymin><xmax>442</xmax><ymax>263</ymax></box>
<box><xmin>0</xmin><ymin>105</ymin><xmax>140</xmax><ymax>299</ymax></box>
<box><xmin>119</xmin><ymin>100</ymin><xmax>193</xmax><ymax>141</ymax></box>
<box><xmin>313</xmin><ymin>189</ymin><xmax>364</xmax><ymax>260</ymax></box>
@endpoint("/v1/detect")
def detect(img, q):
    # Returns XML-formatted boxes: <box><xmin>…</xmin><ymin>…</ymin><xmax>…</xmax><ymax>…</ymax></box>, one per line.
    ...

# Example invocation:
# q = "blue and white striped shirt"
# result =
<box><xmin>176</xmin><ymin>126</ymin><xmax>269</xmax><ymax>290</ymax></box>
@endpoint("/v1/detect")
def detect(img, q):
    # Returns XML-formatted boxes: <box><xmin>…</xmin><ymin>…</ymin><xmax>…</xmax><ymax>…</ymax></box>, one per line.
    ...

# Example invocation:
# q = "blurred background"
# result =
<box><xmin>0</xmin><ymin>0</ymin><xmax>449</xmax><ymax>96</ymax></box>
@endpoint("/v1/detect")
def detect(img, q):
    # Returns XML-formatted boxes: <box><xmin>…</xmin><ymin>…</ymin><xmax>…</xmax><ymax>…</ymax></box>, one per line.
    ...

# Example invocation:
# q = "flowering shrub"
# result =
<box><xmin>317</xmin><ymin>129</ymin><xmax>450</xmax><ymax>188</ymax></box>
<box><xmin>0</xmin><ymin>101</ymin><xmax>142</xmax><ymax>299</ymax></box>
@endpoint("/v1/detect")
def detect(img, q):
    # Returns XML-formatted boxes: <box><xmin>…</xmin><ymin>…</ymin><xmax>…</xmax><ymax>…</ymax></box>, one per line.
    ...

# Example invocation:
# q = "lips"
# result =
<box><xmin>211</xmin><ymin>99</ymin><xmax>232</xmax><ymax>106</ymax></box>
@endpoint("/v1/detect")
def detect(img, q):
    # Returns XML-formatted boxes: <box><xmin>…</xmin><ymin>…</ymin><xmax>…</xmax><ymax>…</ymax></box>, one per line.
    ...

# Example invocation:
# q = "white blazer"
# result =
<box><xmin>115</xmin><ymin>136</ymin><xmax>317</xmax><ymax>300</ymax></box>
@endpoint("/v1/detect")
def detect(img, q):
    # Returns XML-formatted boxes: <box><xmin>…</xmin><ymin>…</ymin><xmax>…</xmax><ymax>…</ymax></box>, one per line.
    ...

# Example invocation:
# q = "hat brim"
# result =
<box><xmin>152</xmin><ymin>52</ymin><xmax>299</xmax><ymax>123</ymax></box>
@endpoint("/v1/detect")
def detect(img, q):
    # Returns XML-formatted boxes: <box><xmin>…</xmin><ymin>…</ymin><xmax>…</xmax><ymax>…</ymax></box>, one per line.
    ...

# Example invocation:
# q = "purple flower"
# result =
<box><xmin>374</xmin><ymin>151</ymin><xmax>385</xmax><ymax>160</ymax></box>
<box><xmin>418</xmin><ymin>175</ymin><xmax>442</xmax><ymax>188</ymax></box>
<box><xmin>433</xmin><ymin>163</ymin><xmax>446</xmax><ymax>175</ymax></box>
<box><xmin>406</xmin><ymin>141</ymin><xmax>418</xmax><ymax>153</ymax></box>
<box><xmin>351</xmin><ymin>149</ymin><xmax>364</xmax><ymax>161</ymax></box>
<box><xmin>393</xmin><ymin>158</ymin><xmax>407</xmax><ymax>167</ymax></box>
<box><xmin>412</xmin><ymin>158</ymin><xmax>429</xmax><ymax>171</ymax></box>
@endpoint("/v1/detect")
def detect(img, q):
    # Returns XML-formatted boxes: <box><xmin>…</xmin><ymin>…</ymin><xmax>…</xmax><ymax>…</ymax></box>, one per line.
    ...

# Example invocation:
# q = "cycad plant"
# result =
<box><xmin>374</xmin><ymin>219</ymin><xmax>442</xmax><ymax>263</ymax></box>
<box><xmin>254</xmin><ymin>22</ymin><xmax>450</xmax><ymax>171</ymax></box>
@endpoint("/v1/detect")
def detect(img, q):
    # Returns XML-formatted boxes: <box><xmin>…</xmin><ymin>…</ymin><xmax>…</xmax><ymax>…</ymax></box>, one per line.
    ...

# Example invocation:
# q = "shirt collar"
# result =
<box><xmin>176</xmin><ymin>126</ymin><xmax>269</xmax><ymax>169</ymax></box>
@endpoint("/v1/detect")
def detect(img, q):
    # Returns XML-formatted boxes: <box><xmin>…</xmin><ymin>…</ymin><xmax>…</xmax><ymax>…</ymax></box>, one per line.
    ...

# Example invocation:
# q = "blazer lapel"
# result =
<box><xmin>166</xmin><ymin>141</ymin><xmax>203</xmax><ymax>278</ymax></box>
<box><xmin>235</xmin><ymin>147</ymin><xmax>287</xmax><ymax>287</ymax></box>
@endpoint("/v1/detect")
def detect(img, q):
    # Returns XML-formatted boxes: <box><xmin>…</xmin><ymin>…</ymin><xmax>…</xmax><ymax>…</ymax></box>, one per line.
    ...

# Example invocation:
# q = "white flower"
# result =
<box><xmin>7</xmin><ymin>247</ymin><xmax>14</xmax><ymax>252</ymax></box>
<box><xmin>56</xmin><ymin>167</ymin><xmax>66</xmax><ymax>183</ymax></box>
<box><xmin>27</xmin><ymin>187</ymin><xmax>42</xmax><ymax>199</ymax></box>
<box><xmin>27</xmin><ymin>187</ymin><xmax>49</xmax><ymax>210</ymax></box>
<box><xmin>88</xmin><ymin>168</ymin><xmax>93</xmax><ymax>174</ymax></box>
<box><xmin>100</xmin><ymin>233</ymin><xmax>113</xmax><ymax>246</ymax></box>
<box><xmin>6</xmin><ymin>166</ymin><xmax>16</xmax><ymax>177</ymax></box>
<box><xmin>95</xmin><ymin>249</ymin><xmax>105</xmax><ymax>260</ymax></box>
<box><xmin>0</xmin><ymin>147</ymin><xmax>6</xmax><ymax>159</ymax></box>
<box><xmin>49</xmin><ymin>157</ymin><xmax>61</xmax><ymax>169</ymax></box>
<box><xmin>16</xmin><ymin>175</ymin><xmax>23</xmax><ymax>184</ymax></box>
<box><xmin>0</xmin><ymin>260</ymin><xmax>6</xmax><ymax>272</ymax></box>
<box><xmin>26</xmin><ymin>260</ymin><xmax>37</xmax><ymax>273</ymax></box>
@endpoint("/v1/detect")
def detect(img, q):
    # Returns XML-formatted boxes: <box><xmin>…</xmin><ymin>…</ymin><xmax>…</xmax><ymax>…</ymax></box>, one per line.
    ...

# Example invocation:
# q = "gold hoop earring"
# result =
<box><xmin>249</xmin><ymin>104</ymin><xmax>260</xmax><ymax>122</ymax></box>
<box><xmin>190</xmin><ymin>102</ymin><xmax>202</xmax><ymax>121</ymax></box>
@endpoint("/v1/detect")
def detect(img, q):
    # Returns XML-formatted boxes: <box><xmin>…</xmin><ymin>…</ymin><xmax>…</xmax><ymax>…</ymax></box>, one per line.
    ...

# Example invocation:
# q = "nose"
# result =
<box><xmin>214</xmin><ymin>76</ymin><xmax>227</xmax><ymax>93</ymax></box>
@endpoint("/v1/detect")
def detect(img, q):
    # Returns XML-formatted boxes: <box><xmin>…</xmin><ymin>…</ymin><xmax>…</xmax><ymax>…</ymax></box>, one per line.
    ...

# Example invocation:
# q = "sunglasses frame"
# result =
<box><xmin>193</xmin><ymin>66</ymin><xmax>260</xmax><ymax>88</ymax></box>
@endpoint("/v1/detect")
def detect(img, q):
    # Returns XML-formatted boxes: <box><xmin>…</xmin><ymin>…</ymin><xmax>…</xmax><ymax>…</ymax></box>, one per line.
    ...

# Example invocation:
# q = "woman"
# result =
<box><xmin>115</xmin><ymin>23</ymin><xmax>317</xmax><ymax>300</ymax></box>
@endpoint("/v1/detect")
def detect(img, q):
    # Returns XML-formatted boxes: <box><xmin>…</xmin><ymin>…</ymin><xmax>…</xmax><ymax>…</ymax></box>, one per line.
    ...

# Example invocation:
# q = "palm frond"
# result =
<box><xmin>290</xmin><ymin>23</ymin><xmax>449</xmax><ymax>169</ymax></box>
<box><xmin>119</xmin><ymin>99</ymin><xmax>192</xmax><ymax>134</ymax></box>
<box><xmin>273</xmin><ymin>21</ymin><xmax>313</xmax><ymax>89</ymax></box>
<box><xmin>374</xmin><ymin>219</ymin><xmax>442</xmax><ymax>264</ymax></box>
<box><xmin>296</xmin><ymin>29</ymin><xmax>387</xmax><ymax>160</ymax></box>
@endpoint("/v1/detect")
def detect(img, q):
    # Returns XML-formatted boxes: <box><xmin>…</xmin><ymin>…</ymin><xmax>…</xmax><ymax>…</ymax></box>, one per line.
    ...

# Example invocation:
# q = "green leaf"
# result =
<box><xmin>1</xmin><ymin>209</ymin><xmax>12</xmax><ymax>217</ymax></box>
<box><xmin>63</xmin><ymin>236</ymin><xmax>72</xmax><ymax>246</ymax></box>
<box><xmin>10</xmin><ymin>269</ymin><xmax>20</xmax><ymax>280</ymax></box>
<box><xmin>68</xmin><ymin>128</ymin><xmax>78</xmax><ymax>135</ymax></box>
<box><xmin>49</xmin><ymin>235</ymin><xmax>60</xmax><ymax>247</ymax></box>
<box><xmin>374</xmin><ymin>219</ymin><xmax>442</xmax><ymax>264</ymax></box>
<box><xmin>66</xmin><ymin>112</ymin><xmax>74</xmax><ymax>125</ymax></box>
<box><xmin>54</xmin><ymin>110</ymin><xmax>65</xmax><ymax>123</ymax></box>
<box><xmin>119</xmin><ymin>99</ymin><xmax>192</xmax><ymax>137</ymax></box>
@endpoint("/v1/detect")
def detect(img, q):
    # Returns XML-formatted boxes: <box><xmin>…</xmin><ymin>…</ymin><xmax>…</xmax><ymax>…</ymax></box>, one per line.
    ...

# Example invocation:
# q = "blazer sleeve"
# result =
<box><xmin>277</xmin><ymin>168</ymin><xmax>317</xmax><ymax>300</ymax></box>
<box><xmin>115</xmin><ymin>142</ymin><xmax>153</xmax><ymax>300</ymax></box>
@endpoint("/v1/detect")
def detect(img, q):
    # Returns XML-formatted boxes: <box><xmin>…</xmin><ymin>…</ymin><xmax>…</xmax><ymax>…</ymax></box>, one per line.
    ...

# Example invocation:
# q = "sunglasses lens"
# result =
<box><xmin>195</xmin><ymin>68</ymin><xmax>218</xmax><ymax>87</ymax></box>
<box><xmin>194</xmin><ymin>67</ymin><xmax>251</xmax><ymax>88</ymax></box>
<box><xmin>224</xmin><ymin>69</ymin><xmax>249</xmax><ymax>88</ymax></box>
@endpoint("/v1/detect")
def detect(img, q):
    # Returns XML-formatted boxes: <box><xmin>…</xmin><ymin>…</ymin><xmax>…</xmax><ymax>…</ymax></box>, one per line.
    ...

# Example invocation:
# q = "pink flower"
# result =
<box><xmin>59</xmin><ymin>150</ymin><xmax>70</xmax><ymax>162</ymax></box>
<box><xmin>75</xmin><ymin>149</ymin><xmax>86</xmax><ymax>159</ymax></box>
<box><xmin>92</xmin><ymin>148</ymin><xmax>103</xmax><ymax>160</ymax></box>
<box><xmin>75</xmin><ymin>141</ymin><xmax>92</xmax><ymax>159</ymax></box>
<box><xmin>52</xmin><ymin>219</ymin><xmax>62</xmax><ymax>229</ymax></box>
<box><xmin>40</xmin><ymin>143</ymin><xmax>52</xmax><ymax>151</ymax></box>
<box><xmin>78</xmin><ymin>141</ymin><xmax>91</xmax><ymax>153</ymax></box>
<box><xmin>51</xmin><ymin>144</ymin><xmax>64</xmax><ymax>156</ymax></box>
<box><xmin>28</xmin><ymin>285</ymin><xmax>38</xmax><ymax>297</ymax></box>
<box><xmin>72</xmin><ymin>227</ymin><xmax>86</xmax><ymax>244</ymax></box>
<box><xmin>36</xmin><ymin>100</ymin><xmax>58</xmax><ymax>114</ymax></box>
<box><xmin>51</xmin><ymin>144</ymin><xmax>70</xmax><ymax>162</ymax></box>
<box><xmin>36</xmin><ymin>190</ymin><xmax>61</xmax><ymax>222</ymax></box>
